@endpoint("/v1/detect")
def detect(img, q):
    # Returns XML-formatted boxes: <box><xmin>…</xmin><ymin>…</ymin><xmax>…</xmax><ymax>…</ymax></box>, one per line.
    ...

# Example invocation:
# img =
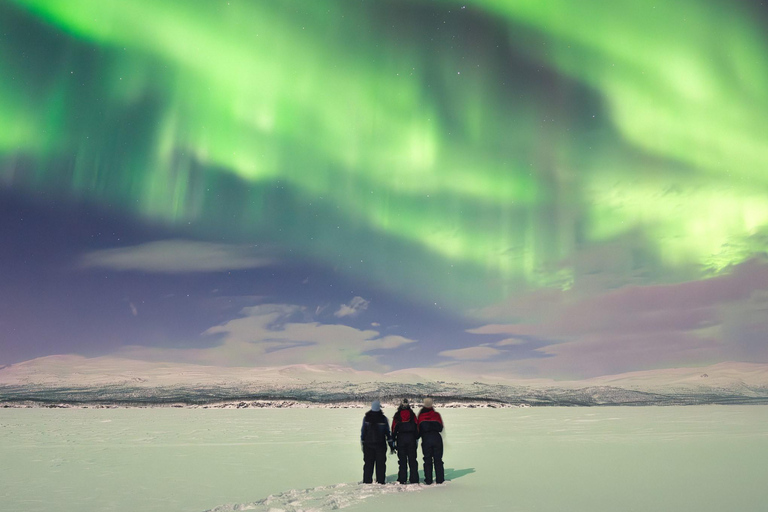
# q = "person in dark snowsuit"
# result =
<box><xmin>360</xmin><ymin>400</ymin><xmax>394</xmax><ymax>484</ymax></box>
<box><xmin>416</xmin><ymin>397</ymin><xmax>444</xmax><ymax>485</ymax></box>
<box><xmin>391</xmin><ymin>398</ymin><xmax>419</xmax><ymax>484</ymax></box>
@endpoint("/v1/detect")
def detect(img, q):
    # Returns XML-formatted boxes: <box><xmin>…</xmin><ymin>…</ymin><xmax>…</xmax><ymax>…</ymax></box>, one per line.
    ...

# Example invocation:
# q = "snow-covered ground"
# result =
<box><xmin>1</xmin><ymin>406</ymin><xmax>767</xmax><ymax>512</ymax></box>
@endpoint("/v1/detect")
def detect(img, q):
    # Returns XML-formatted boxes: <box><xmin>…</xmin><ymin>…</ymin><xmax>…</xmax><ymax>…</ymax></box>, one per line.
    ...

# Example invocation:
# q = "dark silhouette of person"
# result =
<box><xmin>392</xmin><ymin>398</ymin><xmax>420</xmax><ymax>484</ymax></box>
<box><xmin>360</xmin><ymin>400</ymin><xmax>394</xmax><ymax>484</ymax></box>
<box><xmin>416</xmin><ymin>397</ymin><xmax>444</xmax><ymax>484</ymax></box>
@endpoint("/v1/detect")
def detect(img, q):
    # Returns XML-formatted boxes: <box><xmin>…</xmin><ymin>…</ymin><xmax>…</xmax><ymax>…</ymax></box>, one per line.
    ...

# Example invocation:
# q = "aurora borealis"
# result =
<box><xmin>1</xmin><ymin>0</ymin><xmax>767</xmax><ymax>378</ymax></box>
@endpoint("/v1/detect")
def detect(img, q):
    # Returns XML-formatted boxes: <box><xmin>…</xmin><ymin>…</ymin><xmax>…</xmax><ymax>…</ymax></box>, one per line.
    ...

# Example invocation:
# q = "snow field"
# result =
<box><xmin>1</xmin><ymin>406</ymin><xmax>767</xmax><ymax>511</ymax></box>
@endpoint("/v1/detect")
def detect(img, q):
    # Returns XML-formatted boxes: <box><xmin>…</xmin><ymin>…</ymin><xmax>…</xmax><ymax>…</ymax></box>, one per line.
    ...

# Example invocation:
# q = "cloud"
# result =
<box><xmin>81</xmin><ymin>239</ymin><xmax>272</xmax><ymax>273</ymax></box>
<box><xmin>495</xmin><ymin>338</ymin><xmax>526</xmax><ymax>347</ymax></box>
<box><xmin>719</xmin><ymin>289</ymin><xmax>768</xmax><ymax>361</ymax></box>
<box><xmin>526</xmin><ymin>331</ymin><xmax>722</xmax><ymax>377</ymax></box>
<box><xmin>439</xmin><ymin>346</ymin><xmax>503</xmax><ymax>360</ymax></box>
<box><xmin>118</xmin><ymin>303</ymin><xmax>416</xmax><ymax>371</ymax></box>
<box><xmin>129</xmin><ymin>302</ymin><xmax>138</xmax><ymax>317</ymax></box>
<box><xmin>461</xmin><ymin>257</ymin><xmax>768</xmax><ymax>378</ymax></box>
<box><xmin>334</xmin><ymin>296</ymin><xmax>370</xmax><ymax>318</ymax></box>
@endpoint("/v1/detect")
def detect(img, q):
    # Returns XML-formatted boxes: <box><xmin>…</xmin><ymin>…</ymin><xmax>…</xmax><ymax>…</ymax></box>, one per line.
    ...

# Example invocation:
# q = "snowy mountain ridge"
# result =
<box><xmin>1</xmin><ymin>355</ymin><xmax>768</xmax><ymax>406</ymax></box>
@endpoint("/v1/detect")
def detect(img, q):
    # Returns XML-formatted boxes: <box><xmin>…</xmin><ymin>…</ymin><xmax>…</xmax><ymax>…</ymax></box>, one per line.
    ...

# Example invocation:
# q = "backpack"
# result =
<box><xmin>397</xmin><ymin>409</ymin><xmax>417</xmax><ymax>433</ymax></box>
<box><xmin>363</xmin><ymin>412</ymin><xmax>388</xmax><ymax>444</ymax></box>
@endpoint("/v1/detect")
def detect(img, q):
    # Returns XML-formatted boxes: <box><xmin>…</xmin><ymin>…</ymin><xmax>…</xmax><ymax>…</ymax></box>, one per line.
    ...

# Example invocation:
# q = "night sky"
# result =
<box><xmin>1</xmin><ymin>0</ymin><xmax>767</xmax><ymax>379</ymax></box>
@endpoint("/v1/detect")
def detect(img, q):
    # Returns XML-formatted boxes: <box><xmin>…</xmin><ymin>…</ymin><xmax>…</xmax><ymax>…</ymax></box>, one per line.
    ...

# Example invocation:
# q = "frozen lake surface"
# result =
<box><xmin>1</xmin><ymin>406</ymin><xmax>767</xmax><ymax>511</ymax></box>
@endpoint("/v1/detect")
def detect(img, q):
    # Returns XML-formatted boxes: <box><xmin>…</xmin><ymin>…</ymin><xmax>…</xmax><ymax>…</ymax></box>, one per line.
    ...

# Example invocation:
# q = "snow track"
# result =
<box><xmin>205</xmin><ymin>481</ymin><xmax>433</xmax><ymax>512</ymax></box>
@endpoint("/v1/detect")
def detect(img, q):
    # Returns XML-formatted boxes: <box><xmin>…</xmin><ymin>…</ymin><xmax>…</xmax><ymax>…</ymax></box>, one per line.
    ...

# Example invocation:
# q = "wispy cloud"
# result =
<box><xmin>119</xmin><ymin>303</ymin><xmax>416</xmax><ymax>371</ymax></box>
<box><xmin>334</xmin><ymin>296</ymin><xmax>370</xmax><ymax>318</ymax></box>
<box><xmin>81</xmin><ymin>239</ymin><xmax>272</xmax><ymax>273</ymax></box>
<box><xmin>439</xmin><ymin>346</ymin><xmax>502</xmax><ymax>360</ymax></box>
<box><xmin>495</xmin><ymin>338</ymin><xmax>526</xmax><ymax>347</ymax></box>
<box><xmin>458</xmin><ymin>257</ymin><xmax>768</xmax><ymax>378</ymax></box>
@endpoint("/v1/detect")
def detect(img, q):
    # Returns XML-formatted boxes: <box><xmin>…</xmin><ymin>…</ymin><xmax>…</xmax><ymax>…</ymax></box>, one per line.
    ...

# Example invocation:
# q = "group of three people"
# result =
<box><xmin>360</xmin><ymin>397</ymin><xmax>444</xmax><ymax>485</ymax></box>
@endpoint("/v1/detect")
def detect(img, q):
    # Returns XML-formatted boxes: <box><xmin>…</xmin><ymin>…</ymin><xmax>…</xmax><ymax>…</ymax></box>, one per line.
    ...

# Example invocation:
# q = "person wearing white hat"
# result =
<box><xmin>360</xmin><ymin>400</ymin><xmax>394</xmax><ymax>484</ymax></box>
<box><xmin>416</xmin><ymin>397</ymin><xmax>444</xmax><ymax>484</ymax></box>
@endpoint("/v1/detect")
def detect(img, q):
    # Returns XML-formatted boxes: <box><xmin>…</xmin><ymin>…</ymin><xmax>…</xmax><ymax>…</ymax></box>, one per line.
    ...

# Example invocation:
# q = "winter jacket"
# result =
<box><xmin>392</xmin><ymin>407</ymin><xmax>418</xmax><ymax>446</ymax></box>
<box><xmin>361</xmin><ymin>410</ymin><xmax>394</xmax><ymax>448</ymax></box>
<box><xmin>416</xmin><ymin>407</ymin><xmax>443</xmax><ymax>438</ymax></box>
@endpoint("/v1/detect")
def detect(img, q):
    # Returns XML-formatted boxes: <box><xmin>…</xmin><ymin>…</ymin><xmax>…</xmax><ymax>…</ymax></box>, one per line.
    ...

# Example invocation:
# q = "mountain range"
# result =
<box><xmin>2</xmin><ymin>355</ymin><xmax>768</xmax><ymax>406</ymax></box>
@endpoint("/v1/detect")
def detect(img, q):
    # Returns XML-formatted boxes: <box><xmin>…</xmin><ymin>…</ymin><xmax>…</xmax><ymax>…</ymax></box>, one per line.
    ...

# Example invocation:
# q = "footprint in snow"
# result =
<box><xmin>204</xmin><ymin>480</ymin><xmax>437</xmax><ymax>512</ymax></box>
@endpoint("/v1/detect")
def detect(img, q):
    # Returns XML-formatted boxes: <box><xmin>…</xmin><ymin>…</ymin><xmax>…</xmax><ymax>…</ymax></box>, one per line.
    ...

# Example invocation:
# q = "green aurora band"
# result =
<box><xmin>1</xmin><ymin>0</ymin><xmax>767</xmax><ymax>308</ymax></box>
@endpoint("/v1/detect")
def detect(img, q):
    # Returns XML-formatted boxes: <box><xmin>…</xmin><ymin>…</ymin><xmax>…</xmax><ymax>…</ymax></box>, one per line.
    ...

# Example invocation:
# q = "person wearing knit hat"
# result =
<box><xmin>416</xmin><ymin>398</ymin><xmax>444</xmax><ymax>484</ymax></box>
<box><xmin>392</xmin><ymin>398</ymin><xmax>419</xmax><ymax>484</ymax></box>
<box><xmin>360</xmin><ymin>399</ymin><xmax>394</xmax><ymax>484</ymax></box>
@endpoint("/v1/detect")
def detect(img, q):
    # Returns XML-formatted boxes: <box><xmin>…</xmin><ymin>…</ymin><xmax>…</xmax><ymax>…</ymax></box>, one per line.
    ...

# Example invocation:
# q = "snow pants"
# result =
<box><xmin>397</xmin><ymin>441</ymin><xmax>419</xmax><ymax>484</ymax></box>
<box><xmin>421</xmin><ymin>434</ymin><xmax>444</xmax><ymax>484</ymax></box>
<box><xmin>363</xmin><ymin>444</ymin><xmax>387</xmax><ymax>484</ymax></box>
